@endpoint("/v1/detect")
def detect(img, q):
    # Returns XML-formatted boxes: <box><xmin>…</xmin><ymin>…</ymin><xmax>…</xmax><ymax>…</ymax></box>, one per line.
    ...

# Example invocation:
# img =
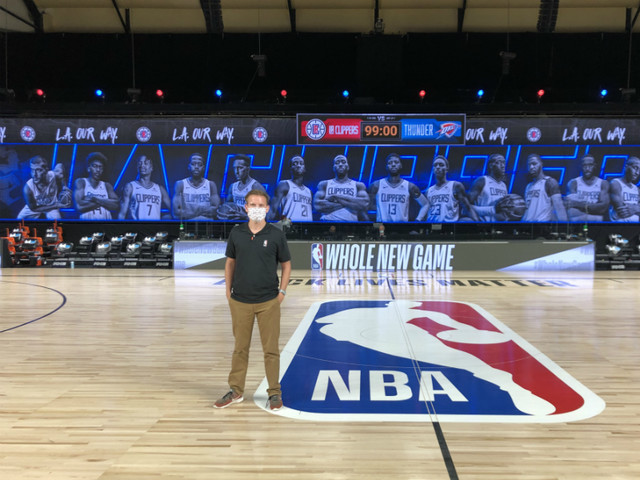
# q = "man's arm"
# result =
<box><xmin>225</xmin><ymin>257</ymin><xmax>236</xmax><ymax>300</ymax></box>
<box><xmin>591</xmin><ymin>179</ymin><xmax>611</xmax><ymax>215</ymax></box>
<box><xmin>332</xmin><ymin>182</ymin><xmax>370</xmax><ymax>211</ymax></box>
<box><xmin>313</xmin><ymin>180</ymin><xmax>340</xmax><ymax>214</ymax></box>
<box><xmin>467</xmin><ymin>176</ymin><xmax>494</xmax><ymax>218</ymax></box>
<box><xmin>73</xmin><ymin>178</ymin><xmax>94</xmax><ymax>213</ymax></box>
<box><xmin>118</xmin><ymin>182</ymin><xmax>133</xmax><ymax>220</ymax></box>
<box><xmin>100</xmin><ymin>182</ymin><xmax>121</xmax><ymax>211</ymax></box>
<box><xmin>454</xmin><ymin>182</ymin><xmax>480</xmax><ymax>221</ymax></box>
<box><xmin>368</xmin><ymin>180</ymin><xmax>380</xmax><ymax>211</ymax></box>
<box><xmin>160</xmin><ymin>186</ymin><xmax>172</xmax><ymax>219</ymax></box>
<box><xmin>408</xmin><ymin>183</ymin><xmax>429</xmax><ymax>221</ymax></box>
<box><xmin>269</xmin><ymin>180</ymin><xmax>289</xmax><ymax>220</ymax></box>
<box><xmin>209</xmin><ymin>181</ymin><xmax>221</xmax><ymax>218</ymax></box>
<box><xmin>278</xmin><ymin>260</ymin><xmax>291</xmax><ymax>303</ymax></box>
<box><xmin>545</xmin><ymin>178</ymin><xmax>567</xmax><ymax>221</ymax></box>
<box><xmin>171</xmin><ymin>180</ymin><xmax>184</xmax><ymax>219</ymax></box>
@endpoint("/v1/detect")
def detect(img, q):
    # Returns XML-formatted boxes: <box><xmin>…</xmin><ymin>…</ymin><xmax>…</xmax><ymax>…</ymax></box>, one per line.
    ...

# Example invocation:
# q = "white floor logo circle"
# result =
<box><xmin>253</xmin><ymin>127</ymin><xmax>268</xmax><ymax>142</ymax></box>
<box><xmin>136</xmin><ymin>126</ymin><xmax>152</xmax><ymax>142</ymax></box>
<box><xmin>20</xmin><ymin>126</ymin><xmax>36</xmax><ymax>142</ymax></box>
<box><xmin>527</xmin><ymin>127</ymin><xmax>542</xmax><ymax>142</ymax></box>
<box><xmin>305</xmin><ymin>119</ymin><xmax>326</xmax><ymax>141</ymax></box>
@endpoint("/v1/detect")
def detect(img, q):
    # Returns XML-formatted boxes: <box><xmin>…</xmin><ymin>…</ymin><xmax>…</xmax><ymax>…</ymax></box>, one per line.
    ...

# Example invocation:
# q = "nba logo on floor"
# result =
<box><xmin>311</xmin><ymin>243</ymin><xmax>323</xmax><ymax>270</ymax></box>
<box><xmin>261</xmin><ymin>300</ymin><xmax>605</xmax><ymax>422</ymax></box>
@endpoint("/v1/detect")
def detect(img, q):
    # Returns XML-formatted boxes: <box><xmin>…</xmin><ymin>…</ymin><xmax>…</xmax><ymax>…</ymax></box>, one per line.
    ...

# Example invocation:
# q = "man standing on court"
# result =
<box><xmin>214</xmin><ymin>189</ymin><xmax>291</xmax><ymax>411</ymax></box>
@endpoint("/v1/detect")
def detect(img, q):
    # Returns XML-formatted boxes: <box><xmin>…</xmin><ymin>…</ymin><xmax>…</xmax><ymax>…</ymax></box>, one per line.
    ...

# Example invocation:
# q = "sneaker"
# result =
<box><xmin>268</xmin><ymin>394</ymin><xmax>283</xmax><ymax>411</ymax></box>
<box><xmin>213</xmin><ymin>389</ymin><xmax>243</xmax><ymax>409</ymax></box>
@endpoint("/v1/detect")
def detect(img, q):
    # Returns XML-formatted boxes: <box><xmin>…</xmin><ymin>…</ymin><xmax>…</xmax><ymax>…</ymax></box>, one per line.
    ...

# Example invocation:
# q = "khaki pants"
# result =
<box><xmin>228</xmin><ymin>296</ymin><xmax>281</xmax><ymax>397</ymax></box>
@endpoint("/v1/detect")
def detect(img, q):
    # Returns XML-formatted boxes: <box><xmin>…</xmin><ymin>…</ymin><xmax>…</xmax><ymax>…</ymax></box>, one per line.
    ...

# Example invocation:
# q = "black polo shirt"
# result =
<box><xmin>225</xmin><ymin>223</ymin><xmax>291</xmax><ymax>304</ymax></box>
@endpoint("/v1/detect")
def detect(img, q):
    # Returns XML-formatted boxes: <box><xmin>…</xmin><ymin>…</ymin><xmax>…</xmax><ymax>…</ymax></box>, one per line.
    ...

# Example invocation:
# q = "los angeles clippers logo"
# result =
<box><xmin>136</xmin><ymin>126</ymin><xmax>152</xmax><ymax>142</ymax></box>
<box><xmin>256</xmin><ymin>300</ymin><xmax>605</xmax><ymax>422</ymax></box>
<box><xmin>305</xmin><ymin>119</ymin><xmax>326</xmax><ymax>141</ymax></box>
<box><xmin>20</xmin><ymin>126</ymin><xmax>36</xmax><ymax>142</ymax></box>
<box><xmin>311</xmin><ymin>243</ymin><xmax>323</xmax><ymax>270</ymax></box>
<box><xmin>437</xmin><ymin>122</ymin><xmax>460</xmax><ymax>138</ymax></box>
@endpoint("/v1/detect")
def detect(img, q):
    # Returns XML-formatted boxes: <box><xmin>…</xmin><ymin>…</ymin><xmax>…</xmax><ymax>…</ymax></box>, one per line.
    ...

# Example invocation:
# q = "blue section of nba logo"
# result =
<box><xmin>311</xmin><ymin>243</ymin><xmax>323</xmax><ymax>270</ymax></box>
<box><xmin>280</xmin><ymin>301</ymin><xmax>520</xmax><ymax>416</ymax></box>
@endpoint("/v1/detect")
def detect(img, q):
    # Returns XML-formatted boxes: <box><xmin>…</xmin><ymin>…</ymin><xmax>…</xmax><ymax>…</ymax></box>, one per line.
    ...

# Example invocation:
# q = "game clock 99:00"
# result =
<box><xmin>361</xmin><ymin>122</ymin><xmax>401</xmax><ymax>142</ymax></box>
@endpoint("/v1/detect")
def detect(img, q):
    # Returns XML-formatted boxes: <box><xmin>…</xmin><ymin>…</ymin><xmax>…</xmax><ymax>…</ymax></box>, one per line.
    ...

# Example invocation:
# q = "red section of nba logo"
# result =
<box><xmin>407</xmin><ymin>301</ymin><xmax>584</xmax><ymax>415</ymax></box>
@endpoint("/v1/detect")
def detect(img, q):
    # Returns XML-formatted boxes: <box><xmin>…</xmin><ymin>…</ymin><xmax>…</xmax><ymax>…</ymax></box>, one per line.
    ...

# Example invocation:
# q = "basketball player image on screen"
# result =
<box><xmin>609</xmin><ymin>155</ymin><xmax>640</xmax><ymax>222</ymax></box>
<box><xmin>564</xmin><ymin>154</ymin><xmax>610</xmax><ymax>222</ymax></box>
<box><xmin>521</xmin><ymin>154</ymin><xmax>567</xmax><ymax>222</ymax></box>
<box><xmin>313</xmin><ymin>154</ymin><xmax>369</xmax><ymax>222</ymax></box>
<box><xmin>417</xmin><ymin>155</ymin><xmax>479</xmax><ymax>223</ymax></box>
<box><xmin>74</xmin><ymin>152</ymin><xmax>120</xmax><ymax>220</ymax></box>
<box><xmin>368</xmin><ymin>153</ymin><xmax>428</xmax><ymax>223</ymax></box>
<box><xmin>118</xmin><ymin>154</ymin><xmax>171</xmax><ymax>220</ymax></box>
<box><xmin>218</xmin><ymin>154</ymin><xmax>265</xmax><ymax>220</ymax></box>
<box><xmin>17</xmin><ymin>155</ymin><xmax>71</xmax><ymax>220</ymax></box>
<box><xmin>468</xmin><ymin>153</ymin><xmax>510</xmax><ymax>222</ymax></box>
<box><xmin>269</xmin><ymin>155</ymin><xmax>313</xmax><ymax>222</ymax></box>
<box><xmin>172</xmin><ymin>153</ymin><xmax>220</xmax><ymax>221</ymax></box>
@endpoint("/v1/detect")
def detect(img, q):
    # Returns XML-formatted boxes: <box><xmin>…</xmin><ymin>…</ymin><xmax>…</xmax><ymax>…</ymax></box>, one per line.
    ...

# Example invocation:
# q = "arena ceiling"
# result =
<box><xmin>2</xmin><ymin>1</ymin><xmax>640</xmax><ymax>35</ymax></box>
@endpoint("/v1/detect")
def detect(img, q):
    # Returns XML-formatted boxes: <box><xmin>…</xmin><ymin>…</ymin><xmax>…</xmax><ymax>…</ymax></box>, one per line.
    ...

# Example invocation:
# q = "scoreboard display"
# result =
<box><xmin>298</xmin><ymin>114</ymin><xmax>466</xmax><ymax>145</ymax></box>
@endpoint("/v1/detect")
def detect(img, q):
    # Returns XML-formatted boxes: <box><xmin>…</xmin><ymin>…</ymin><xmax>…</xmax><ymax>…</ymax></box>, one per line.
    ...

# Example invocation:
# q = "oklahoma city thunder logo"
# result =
<box><xmin>256</xmin><ymin>300</ymin><xmax>605</xmax><ymax>422</ymax></box>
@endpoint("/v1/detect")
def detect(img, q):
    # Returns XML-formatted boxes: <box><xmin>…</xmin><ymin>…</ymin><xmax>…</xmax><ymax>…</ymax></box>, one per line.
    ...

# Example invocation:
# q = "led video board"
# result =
<box><xmin>0</xmin><ymin>115</ymin><xmax>638</xmax><ymax>223</ymax></box>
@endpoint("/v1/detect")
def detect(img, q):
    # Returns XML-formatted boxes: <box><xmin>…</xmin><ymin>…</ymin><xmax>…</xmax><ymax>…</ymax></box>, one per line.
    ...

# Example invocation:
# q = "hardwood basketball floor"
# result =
<box><xmin>1</xmin><ymin>268</ymin><xmax>639</xmax><ymax>479</ymax></box>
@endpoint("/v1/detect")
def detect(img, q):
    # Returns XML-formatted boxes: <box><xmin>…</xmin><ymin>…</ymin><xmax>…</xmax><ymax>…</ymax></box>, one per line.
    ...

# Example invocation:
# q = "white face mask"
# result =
<box><xmin>247</xmin><ymin>206</ymin><xmax>267</xmax><ymax>222</ymax></box>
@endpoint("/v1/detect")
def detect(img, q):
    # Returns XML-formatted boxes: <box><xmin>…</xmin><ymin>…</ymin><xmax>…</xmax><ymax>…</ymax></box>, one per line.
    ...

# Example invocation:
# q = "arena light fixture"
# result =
<box><xmin>127</xmin><ymin>88</ymin><xmax>141</xmax><ymax>103</ymax></box>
